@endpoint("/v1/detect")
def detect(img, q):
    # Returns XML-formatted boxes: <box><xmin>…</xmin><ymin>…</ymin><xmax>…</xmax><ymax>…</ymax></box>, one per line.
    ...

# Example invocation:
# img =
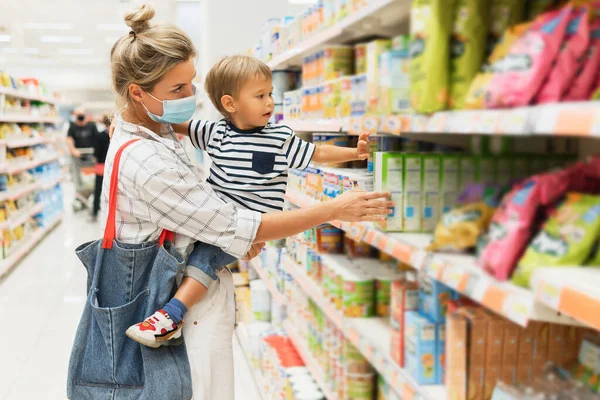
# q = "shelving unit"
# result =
<box><xmin>0</xmin><ymin>87</ymin><xmax>59</xmax><ymax>105</ymax></box>
<box><xmin>0</xmin><ymin>115</ymin><xmax>60</xmax><ymax>124</ymax></box>
<box><xmin>249</xmin><ymin>257</ymin><xmax>287</xmax><ymax>305</ymax></box>
<box><xmin>234</xmin><ymin>323</ymin><xmax>267</xmax><ymax>400</ymax></box>
<box><xmin>0</xmin><ymin>212</ymin><xmax>63</xmax><ymax>279</ymax></box>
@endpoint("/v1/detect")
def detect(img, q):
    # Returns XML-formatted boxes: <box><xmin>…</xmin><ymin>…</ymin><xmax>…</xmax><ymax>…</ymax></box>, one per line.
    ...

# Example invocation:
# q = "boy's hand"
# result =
<box><xmin>356</xmin><ymin>132</ymin><xmax>370</xmax><ymax>160</ymax></box>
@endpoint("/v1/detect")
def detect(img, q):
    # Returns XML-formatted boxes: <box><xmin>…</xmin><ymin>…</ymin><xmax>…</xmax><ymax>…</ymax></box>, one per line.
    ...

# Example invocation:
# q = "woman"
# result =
<box><xmin>68</xmin><ymin>4</ymin><xmax>392</xmax><ymax>400</ymax></box>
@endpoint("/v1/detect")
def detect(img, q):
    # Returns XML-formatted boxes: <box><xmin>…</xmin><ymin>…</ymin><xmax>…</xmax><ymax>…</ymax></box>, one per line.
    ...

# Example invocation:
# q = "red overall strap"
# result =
<box><xmin>102</xmin><ymin>139</ymin><xmax>173</xmax><ymax>249</ymax></box>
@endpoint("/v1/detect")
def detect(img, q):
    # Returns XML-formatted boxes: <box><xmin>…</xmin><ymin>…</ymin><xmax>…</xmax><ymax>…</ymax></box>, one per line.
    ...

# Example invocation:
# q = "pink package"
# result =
<box><xmin>486</xmin><ymin>5</ymin><xmax>573</xmax><ymax>108</ymax></box>
<box><xmin>564</xmin><ymin>21</ymin><xmax>600</xmax><ymax>101</ymax></box>
<box><xmin>479</xmin><ymin>159</ymin><xmax>600</xmax><ymax>281</ymax></box>
<box><xmin>536</xmin><ymin>7</ymin><xmax>591</xmax><ymax>104</ymax></box>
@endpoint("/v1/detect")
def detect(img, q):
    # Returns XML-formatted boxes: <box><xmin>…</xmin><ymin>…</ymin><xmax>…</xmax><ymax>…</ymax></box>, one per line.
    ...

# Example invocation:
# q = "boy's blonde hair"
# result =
<box><xmin>110</xmin><ymin>4</ymin><xmax>196</xmax><ymax>111</ymax></box>
<box><xmin>205</xmin><ymin>55</ymin><xmax>272</xmax><ymax>117</ymax></box>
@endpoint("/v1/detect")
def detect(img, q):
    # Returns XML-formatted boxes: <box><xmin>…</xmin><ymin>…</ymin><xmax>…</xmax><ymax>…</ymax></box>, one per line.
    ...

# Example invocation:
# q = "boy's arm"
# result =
<box><xmin>312</xmin><ymin>132</ymin><xmax>370</xmax><ymax>164</ymax></box>
<box><xmin>172</xmin><ymin>121</ymin><xmax>191</xmax><ymax>136</ymax></box>
<box><xmin>173</xmin><ymin>119</ymin><xmax>219</xmax><ymax>152</ymax></box>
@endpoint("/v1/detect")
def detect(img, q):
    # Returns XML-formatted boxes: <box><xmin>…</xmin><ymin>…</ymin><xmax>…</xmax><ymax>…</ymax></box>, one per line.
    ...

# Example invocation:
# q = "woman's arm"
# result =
<box><xmin>254</xmin><ymin>191</ymin><xmax>392</xmax><ymax>243</ymax></box>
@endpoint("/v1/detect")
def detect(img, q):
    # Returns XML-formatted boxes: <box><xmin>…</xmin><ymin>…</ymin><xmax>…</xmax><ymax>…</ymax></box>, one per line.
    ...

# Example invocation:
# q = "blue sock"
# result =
<box><xmin>162</xmin><ymin>298</ymin><xmax>187</xmax><ymax>325</ymax></box>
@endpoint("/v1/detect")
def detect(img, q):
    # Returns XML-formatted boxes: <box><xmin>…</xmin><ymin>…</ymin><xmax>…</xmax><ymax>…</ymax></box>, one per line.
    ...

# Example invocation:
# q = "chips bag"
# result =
<box><xmin>564</xmin><ymin>21</ymin><xmax>600</xmax><ymax>101</ymax></box>
<box><xmin>536</xmin><ymin>6</ymin><xmax>591</xmax><ymax>104</ymax></box>
<box><xmin>486</xmin><ymin>5</ymin><xmax>573</xmax><ymax>108</ymax></box>
<box><xmin>464</xmin><ymin>23</ymin><xmax>530</xmax><ymax>109</ymax></box>
<box><xmin>449</xmin><ymin>0</ymin><xmax>490</xmax><ymax>109</ymax></box>
<box><xmin>428</xmin><ymin>202</ymin><xmax>495</xmax><ymax>252</ymax></box>
<box><xmin>513</xmin><ymin>193</ymin><xmax>600</xmax><ymax>287</ymax></box>
<box><xmin>410</xmin><ymin>0</ymin><xmax>456</xmax><ymax>113</ymax></box>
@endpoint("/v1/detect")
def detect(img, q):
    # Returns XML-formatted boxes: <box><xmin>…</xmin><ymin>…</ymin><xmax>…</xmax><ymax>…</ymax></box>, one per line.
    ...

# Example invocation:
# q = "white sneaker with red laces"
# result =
<box><xmin>126</xmin><ymin>309</ymin><xmax>183</xmax><ymax>348</ymax></box>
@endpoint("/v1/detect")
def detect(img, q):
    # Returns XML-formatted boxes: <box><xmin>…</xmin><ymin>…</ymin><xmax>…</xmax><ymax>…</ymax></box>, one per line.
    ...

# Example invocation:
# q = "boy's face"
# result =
<box><xmin>233</xmin><ymin>76</ymin><xmax>274</xmax><ymax>129</ymax></box>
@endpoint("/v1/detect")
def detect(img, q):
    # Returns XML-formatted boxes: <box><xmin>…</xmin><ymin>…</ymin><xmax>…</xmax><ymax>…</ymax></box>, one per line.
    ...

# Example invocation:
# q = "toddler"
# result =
<box><xmin>126</xmin><ymin>55</ymin><xmax>369</xmax><ymax>347</ymax></box>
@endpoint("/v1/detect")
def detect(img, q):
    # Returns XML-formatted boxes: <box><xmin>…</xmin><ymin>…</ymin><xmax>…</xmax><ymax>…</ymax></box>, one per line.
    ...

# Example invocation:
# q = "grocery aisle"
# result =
<box><xmin>0</xmin><ymin>184</ymin><xmax>261</xmax><ymax>400</ymax></box>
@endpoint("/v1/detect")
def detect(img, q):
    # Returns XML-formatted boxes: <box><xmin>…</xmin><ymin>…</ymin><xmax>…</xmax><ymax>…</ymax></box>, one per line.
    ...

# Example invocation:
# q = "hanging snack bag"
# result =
<box><xmin>449</xmin><ymin>0</ymin><xmax>490</xmax><ymax>109</ymax></box>
<box><xmin>464</xmin><ymin>23</ymin><xmax>530</xmax><ymax>109</ymax></box>
<box><xmin>536</xmin><ymin>6</ymin><xmax>591</xmax><ymax>104</ymax></box>
<box><xmin>486</xmin><ymin>5</ymin><xmax>573</xmax><ymax>108</ymax></box>
<box><xmin>512</xmin><ymin>193</ymin><xmax>600</xmax><ymax>287</ymax></box>
<box><xmin>427</xmin><ymin>202</ymin><xmax>496</xmax><ymax>252</ymax></box>
<box><xmin>410</xmin><ymin>0</ymin><xmax>456</xmax><ymax>113</ymax></box>
<box><xmin>487</xmin><ymin>0</ymin><xmax>526</xmax><ymax>53</ymax></box>
<box><xmin>564</xmin><ymin>21</ymin><xmax>600</xmax><ymax>101</ymax></box>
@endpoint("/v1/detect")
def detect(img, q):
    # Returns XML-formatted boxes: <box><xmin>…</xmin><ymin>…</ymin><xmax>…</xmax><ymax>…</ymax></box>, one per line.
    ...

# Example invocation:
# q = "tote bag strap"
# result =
<box><xmin>102</xmin><ymin>139</ymin><xmax>173</xmax><ymax>249</ymax></box>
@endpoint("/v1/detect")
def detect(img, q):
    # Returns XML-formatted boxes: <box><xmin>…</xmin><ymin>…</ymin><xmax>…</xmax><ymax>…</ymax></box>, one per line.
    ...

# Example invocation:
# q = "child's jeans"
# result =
<box><xmin>184</xmin><ymin>241</ymin><xmax>238</xmax><ymax>289</ymax></box>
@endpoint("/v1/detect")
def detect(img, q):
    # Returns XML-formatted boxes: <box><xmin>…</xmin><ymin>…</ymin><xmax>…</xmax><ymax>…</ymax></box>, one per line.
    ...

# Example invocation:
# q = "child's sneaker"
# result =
<box><xmin>126</xmin><ymin>310</ymin><xmax>183</xmax><ymax>348</ymax></box>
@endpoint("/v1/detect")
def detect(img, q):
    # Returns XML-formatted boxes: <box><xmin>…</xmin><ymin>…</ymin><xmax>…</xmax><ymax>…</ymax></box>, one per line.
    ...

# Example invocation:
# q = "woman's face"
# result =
<box><xmin>134</xmin><ymin>57</ymin><xmax>196</xmax><ymax>118</ymax></box>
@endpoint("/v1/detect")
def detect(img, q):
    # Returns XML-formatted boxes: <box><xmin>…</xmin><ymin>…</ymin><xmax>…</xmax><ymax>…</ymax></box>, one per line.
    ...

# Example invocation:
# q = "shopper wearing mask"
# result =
<box><xmin>67</xmin><ymin>108</ymin><xmax>98</xmax><ymax>189</ymax></box>
<box><xmin>90</xmin><ymin>115</ymin><xmax>111</xmax><ymax>222</ymax></box>
<box><xmin>67</xmin><ymin>4</ymin><xmax>392</xmax><ymax>400</ymax></box>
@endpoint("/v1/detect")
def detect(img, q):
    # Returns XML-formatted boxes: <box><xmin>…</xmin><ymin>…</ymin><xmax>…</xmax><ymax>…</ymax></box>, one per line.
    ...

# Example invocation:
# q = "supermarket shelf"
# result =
<box><xmin>0</xmin><ymin>115</ymin><xmax>60</xmax><ymax>124</ymax></box>
<box><xmin>0</xmin><ymin>87</ymin><xmax>59</xmax><ymax>105</ymax></box>
<box><xmin>283</xmin><ymin>320</ymin><xmax>337</xmax><ymax>400</ymax></box>
<box><xmin>0</xmin><ymin>182</ymin><xmax>39</xmax><ymax>202</ymax></box>
<box><xmin>268</xmin><ymin>0</ymin><xmax>411</xmax><ymax>70</ymax></box>
<box><xmin>38</xmin><ymin>175</ymin><xmax>64</xmax><ymax>191</ymax></box>
<box><xmin>283</xmin><ymin>255</ymin><xmax>444</xmax><ymax>400</ymax></box>
<box><xmin>249</xmin><ymin>257</ymin><xmax>287</xmax><ymax>305</ymax></box>
<box><xmin>3</xmin><ymin>137</ymin><xmax>45</xmax><ymax>149</ymax></box>
<box><xmin>0</xmin><ymin>203</ymin><xmax>45</xmax><ymax>231</ymax></box>
<box><xmin>286</xmin><ymin>190</ymin><xmax>579</xmax><ymax>327</ymax></box>
<box><xmin>532</xmin><ymin>268</ymin><xmax>600</xmax><ymax>332</ymax></box>
<box><xmin>282</xmin><ymin>101</ymin><xmax>600</xmax><ymax>137</ymax></box>
<box><xmin>0</xmin><ymin>212</ymin><xmax>63</xmax><ymax>279</ymax></box>
<box><xmin>235</xmin><ymin>324</ymin><xmax>267</xmax><ymax>400</ymax></box>
<box><xmin>1</xmin><ymin>155</ymin><xmax>59</xmax><ymax>174</ymax></box>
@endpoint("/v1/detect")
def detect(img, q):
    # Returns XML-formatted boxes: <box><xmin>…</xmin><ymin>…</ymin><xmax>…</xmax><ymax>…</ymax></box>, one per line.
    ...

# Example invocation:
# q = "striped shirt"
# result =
<box><xmin>189</xmin><ymin>119</ymin><xmax>315</xmax><ymax>213</ymax></box>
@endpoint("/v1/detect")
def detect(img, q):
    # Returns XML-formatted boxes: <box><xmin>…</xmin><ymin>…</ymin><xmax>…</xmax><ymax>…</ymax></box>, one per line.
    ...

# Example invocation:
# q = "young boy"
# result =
<box><xmin>126</xmin><ymin>55</ymin><xmax>370</xmax><ymax>348</ymax></box>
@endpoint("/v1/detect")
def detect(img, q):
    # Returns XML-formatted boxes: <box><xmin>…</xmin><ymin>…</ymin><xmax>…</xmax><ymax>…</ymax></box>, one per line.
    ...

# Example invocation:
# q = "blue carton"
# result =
<box><xmin>404</xmin><ymin>311</ymin><xmax>443</xmax><ymax>385</ymax></box>
<box><xmin>419</xmin><ymin>274</ymin><xmax>453</xmax><ymax>323</ymax></box>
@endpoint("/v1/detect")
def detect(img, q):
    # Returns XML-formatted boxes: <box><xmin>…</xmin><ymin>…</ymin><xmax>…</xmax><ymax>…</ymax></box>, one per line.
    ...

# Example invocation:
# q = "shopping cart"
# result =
<box><xmin>71</xmin><ymin>148</ymin><xmax>97</xmax><ymax>212</ymax></box>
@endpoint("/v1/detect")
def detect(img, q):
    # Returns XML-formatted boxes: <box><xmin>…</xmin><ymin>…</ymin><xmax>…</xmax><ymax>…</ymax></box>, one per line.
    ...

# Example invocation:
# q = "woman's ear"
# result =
<box><xmin>128</xmin><ymin>84</ymin><xmax>144</xmax><ymax>103</ymax></box>
<box><xmin>221</xmin><ymin>95</ymin><xmax>236</xmax><ymax>114</ymax></box>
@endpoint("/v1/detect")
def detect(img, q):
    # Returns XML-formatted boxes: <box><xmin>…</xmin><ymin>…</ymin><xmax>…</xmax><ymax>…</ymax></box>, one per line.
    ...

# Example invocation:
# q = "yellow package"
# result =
<box><xmin>464</xmin><ymin>22</ymin><xmax>530</xmax><ymax>109</ymax></box>
<box><xmin>427</xmin><ymin>202</ymin><xmax>495</xmax><ymax>252</ymax></box>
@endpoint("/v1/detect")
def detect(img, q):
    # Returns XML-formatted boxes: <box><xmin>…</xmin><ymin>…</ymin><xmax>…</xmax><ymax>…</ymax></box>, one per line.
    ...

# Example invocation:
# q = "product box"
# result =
<box><xmin>351</xmin><ymin>74</ymin><xmax>367</xmax><ymax>117</ymax></box>
<box><xmin>378</xmin><ymin>50</ymin><xmax>410</xmax><ymax>114</ymax></box>
<box><xmin>516</xmin><ymin>322</ymin><xmax>536</xmax><ymax>385</ymax></box>
<box><xmin>322</xmin><ymin>81</ymin><xmax>337</xmax><ymax>119</ymax></box>
<box><xmin>355</xmin><ymin>43</ymin><xmax>367</xmax><ymax>74</ymax></box>
<box><xmin>403</xmin><ymin>154</ymin><xmax>423</xmax><ymax>232</ymax></box>
<box><xmin>532</xmin><ymin>322</ymin><xmax>549</xmax><ymax>378</ymax></box>
<box><xmin>440</xmin><ymin>155</ymin><xmax>460</xmax><ymax>215</ymax></box>
<box><xmin>339</xmin><ymin>76</ymin><xmax>353</xmax><ymax>118</ymax></box>
<box><xmin>366</xmin><ymin>39</ymin><xmax>392</xmax><ymax>114</ymax></box>
<box><xmin>447</xmin><ymin>311</ymin><xmax>468</xmax><ymax>400</ymax></box>
<box><xmin>575</xmin><ymin>335</ymin><xmax>600</xmax><ymax>391</ymax></box>
<box><xmin>374</xmin><ymin>152</ymin><xmax>404</xmax><ymax>232</ymax></box>
<box><xmin>322</xmin><ymin>45</ymin><xmax>354</xmax><ymax>81</ymax></box>
<box><xmin>460</xmin><ymin>307</ymin><xmax>488</xmax><ymax>400</ymax></box>
<box><xmin>422</xmin><ymin>154</ymin><xmax>441</xmax><ymax>232</ymax></box>
<box><xmin>437</xmin><ymin>323</ymin><xmax>446</xmax><ymax>385</ymax></box>
<box><xmin>563</xmin><ymin>326</ymin><xmax>583</xmax><ymax>365</ymax></box>
<box><xmin>483</xmin><ymin>314</ymin><xmax>505</xmax><ymax>400</ymax></box>
<box><xmin>478</xmin><ymin>157</ymin><xmax>495</xmax><ymax>185</ymax></box>
<box><xmin>390</xmin><ymin>279</ymin><xmax>419</xmax><ymax>367</ymax></box>
<box><xmin>404</xmin><ymin>311</ymin><xmax>440</xmax><ymax>385</ymax></box>
<box><xmin>392</xmin><ymin>34</ymin><xmax>410</xmax><ymax>51</ymax></box>
<box><xmin>418</xmin><ymin>274</ymin><xmax>452</xmax><ymax>323</ymax></box>
<box><xmin>500</xmin><ymin>321</ymin><xmax>520</xmax><ymax>386</ymax></box>
<box><xmin>547</xmin><ymin>324</ymin><xmax>565</xmax><ymax>364</ymax></box>
<box><xmin>459</xmin><ymin>156</ymin><xmax>478</xmax><ymax>196</ymax></box>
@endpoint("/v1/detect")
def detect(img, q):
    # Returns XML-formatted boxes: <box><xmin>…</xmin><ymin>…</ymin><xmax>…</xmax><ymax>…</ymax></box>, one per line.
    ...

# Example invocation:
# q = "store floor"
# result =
<box><xmin>0</xmin><ymin>184</ymin><xmax>261</xmax><ymax>400</ymax></box>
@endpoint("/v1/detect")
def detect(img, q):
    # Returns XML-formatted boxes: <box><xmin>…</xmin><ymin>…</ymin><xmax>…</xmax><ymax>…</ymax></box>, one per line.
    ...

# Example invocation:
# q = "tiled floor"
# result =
<box><xmin>0</xmin><ymin>185</ymin><xmax>261</xmax><ymax>400</ymax></box>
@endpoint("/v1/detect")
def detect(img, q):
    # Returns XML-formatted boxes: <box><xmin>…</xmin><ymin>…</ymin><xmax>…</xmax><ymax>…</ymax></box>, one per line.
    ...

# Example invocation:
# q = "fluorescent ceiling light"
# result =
<box><xmin>24</xmin><ymin>48</ymin><xmax>41</xmax><ymax>55</ymax></box>
<box><xmin>0</xmin><ymin>34</ymin><xmax>11</xmax><ymax>42</ymax></box>
<box><xmin>97</xmin><ymin>23</ymin><xmax>127</xmax><ymax>31</ymax></box>
<box><xmin>41</xmin><ymin>35</ymin><xmax>84</xmax><ymax>43</ymax></box>
<box><xmin>0</xmin><ymin>48</ymin><xmax>18</xmax><ymax>54</ymax></box>
<box><xmin>24</xmin><ymin>22</ymin><xmax>73</xmax><ymax>30</ymax></box>
<box><xmin>59</xmin><ymin>48</ymin><xmax>93</xmax><ymax>55</ymax></box>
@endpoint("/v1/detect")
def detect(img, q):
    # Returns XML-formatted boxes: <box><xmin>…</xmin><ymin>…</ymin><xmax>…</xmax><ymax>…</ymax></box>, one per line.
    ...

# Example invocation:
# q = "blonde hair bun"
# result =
<box><xmin>125</xmin><ymin>4</ymin><xmax>155</xmax><ymax>34</ymax></box>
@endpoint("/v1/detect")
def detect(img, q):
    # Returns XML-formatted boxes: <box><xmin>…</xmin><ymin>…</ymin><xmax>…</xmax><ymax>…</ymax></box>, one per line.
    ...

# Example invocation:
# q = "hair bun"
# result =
<box><xmin>125</xmin><ymin>4</ymin><xmax>155</xmax><ymax>34</ymax></box>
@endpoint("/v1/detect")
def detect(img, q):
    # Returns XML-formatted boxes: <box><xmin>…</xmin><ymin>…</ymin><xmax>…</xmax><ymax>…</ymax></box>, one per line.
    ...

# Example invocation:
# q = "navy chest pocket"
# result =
<box><xmin>252</xmin><ymin>151</ymin><xmax>276</xmax><ymax>174</ymax></box>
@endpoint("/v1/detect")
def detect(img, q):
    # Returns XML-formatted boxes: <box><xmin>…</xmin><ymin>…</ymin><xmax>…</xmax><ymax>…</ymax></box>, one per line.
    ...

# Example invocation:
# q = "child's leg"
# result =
<box><xmin>126</xmin><ymin>242</ymin><xmax>236</xmax><ymax>348</ymax></box>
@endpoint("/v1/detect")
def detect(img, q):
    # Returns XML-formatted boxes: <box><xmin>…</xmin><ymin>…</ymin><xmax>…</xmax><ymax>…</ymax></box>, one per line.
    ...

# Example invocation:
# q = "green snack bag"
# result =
<box><xmin>410</xmin><ymin>0</ymin><xmax>456</xmax><ymax>113</ymax></box>
<box><xmin>513</xmin><ymin>193</ymin><xmax>600</xmax><ymax>287</ymax></box>
<box><xmin>450</xmin><ymin>0</ymin><xmax>490</xmax><ymax>109</ymax></box>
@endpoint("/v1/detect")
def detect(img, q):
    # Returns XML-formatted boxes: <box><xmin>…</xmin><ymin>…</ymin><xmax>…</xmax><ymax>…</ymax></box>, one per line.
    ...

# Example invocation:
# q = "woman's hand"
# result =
<box><xmin>243</xmin><ymin>242</ymin><xmax>265</xmax><ymax>261</ymax></box>
<box><xmin>330</xmin><ymin>190</ymin><xmax>394</xmax><ymax>222</ymax></box>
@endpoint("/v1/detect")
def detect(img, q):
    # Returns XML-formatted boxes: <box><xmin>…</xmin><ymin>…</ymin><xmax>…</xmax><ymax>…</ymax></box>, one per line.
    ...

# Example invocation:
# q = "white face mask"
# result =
<box><xmin>141</xmin><ymin>85</ymin><xmax>197</xmax><ymax>124</ymax></box>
